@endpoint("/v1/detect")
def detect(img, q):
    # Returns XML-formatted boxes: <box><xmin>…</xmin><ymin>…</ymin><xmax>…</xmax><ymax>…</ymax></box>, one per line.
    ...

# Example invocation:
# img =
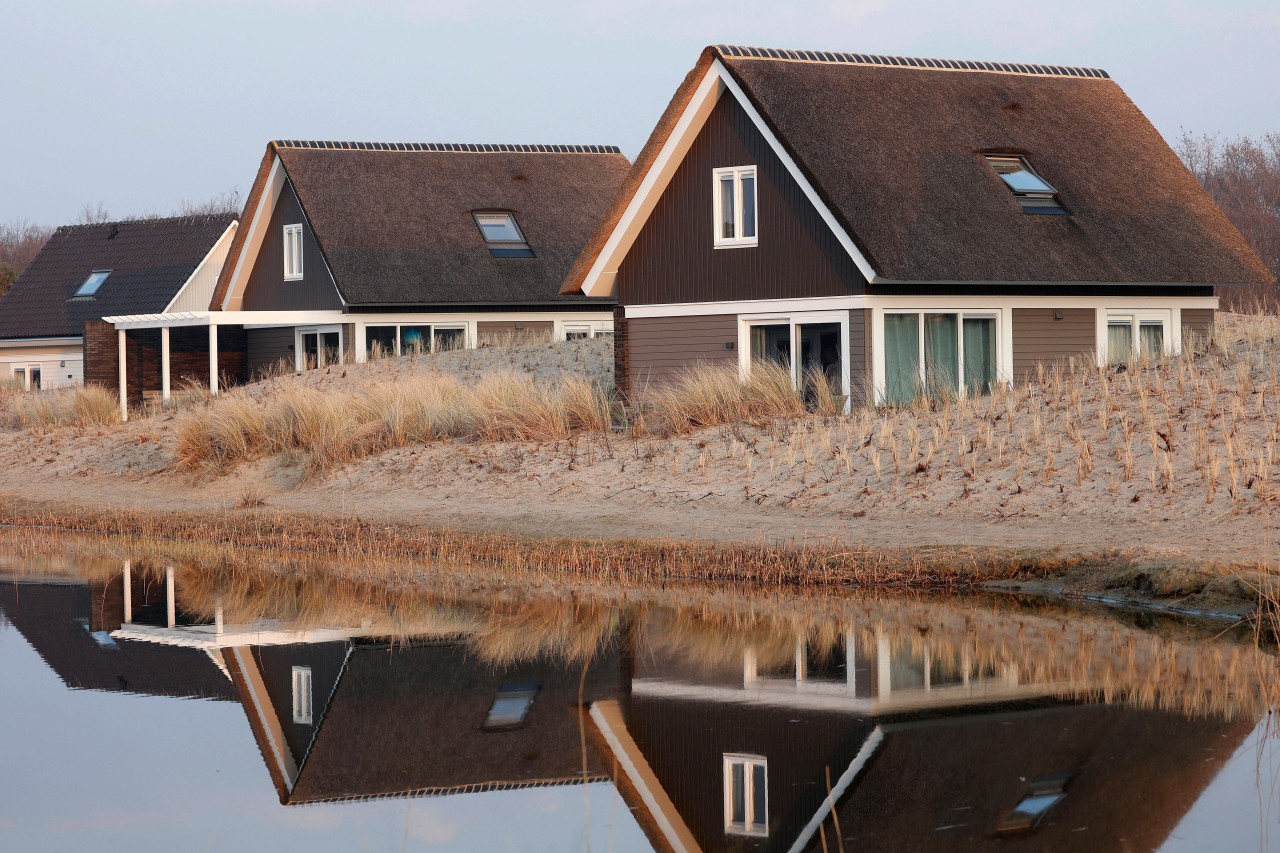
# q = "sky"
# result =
<box><xmin>2</xmin><ymin>0</ymin><xmax>1278</xmax><ymax>226</ymax></box>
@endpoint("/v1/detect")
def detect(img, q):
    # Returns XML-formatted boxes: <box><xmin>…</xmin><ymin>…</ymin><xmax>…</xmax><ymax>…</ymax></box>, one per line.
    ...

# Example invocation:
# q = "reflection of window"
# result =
<box><xmin>713</xmin><ymin>166</ymin><xmax>758</xmax><ymax>247</ymax></box>
<box><xmin>292</xmin><ymin>666</ymin><xmax>313</xmax><ymax>724</ymax></box>
<box><xmin>483</xmin><ymin>682</ymin><xmax>540</xmax><ymax>730</ymax></box>
<box><xmin>284</xmin><ymin>224</ymin><xmax>304</xmax><ymax>280</ymax></box>
<box><xmin>474</xmin><ymin>212</ymin><xmax>534</xmax><ymax>258</ymax></box>
<box><xmin>74</xmin><ymin>270</ymin><xmax>111</xmax><ymax>297</ymax></box>
<box><xmin>723</xmin><ymin>754</ymin><xmax>768</xmax><ymax>836</ymax></box>
<box><xmin>984</xmin><ymin>155</ymin><xmax>1067</xmax><ymax>214</ymax></box>
<box><xmin>884</xmin><ymin>312</ymin><xmax>998</xmax><ymax>404</ymax></box>
<box><xmin>998</xmin><ymin>774</ymin><xmax>1069</xmax><ymax>833</ymax></box>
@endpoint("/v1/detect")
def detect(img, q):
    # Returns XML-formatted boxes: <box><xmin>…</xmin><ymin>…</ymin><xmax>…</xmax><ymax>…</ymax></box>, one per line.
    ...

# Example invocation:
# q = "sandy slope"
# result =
<box><xmin>0</xmin><ymin>330</ymin><xmax>1277</xmax><ymax>569</ymax></box>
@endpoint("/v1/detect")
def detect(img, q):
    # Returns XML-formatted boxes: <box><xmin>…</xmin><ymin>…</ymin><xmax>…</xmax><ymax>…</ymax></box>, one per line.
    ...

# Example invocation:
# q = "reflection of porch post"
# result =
<box><xmin>795</xmin><ymin>639</ymin><xmax>807</xmax><ymax>682</ymax></box>
<box><xmin>214</xmin><ymin>603</ymin><xmax>224</xmax><ymax>637</ymax></box>
<box><xmin>961</xmin><ymin>643</ymin><xmax>971</xmax><ymax>687</ymax></box>
<box><xmin>845</xmin><ymin>627</ymin><xmax>856</xmax><ymax>694</ymax></box>
<box><xmin>165</xmin><ymin>566</ymin><xmax>175</xmax><ymax>628</ymax></box>
<box><xmin>122</xmin><ymin>560</ymin><xmax>132</xmax><ymax>624</ymax></box>
<box><xmin>208</xmin><ymin>324</ymin><xmax>219</xmax><ymax>396</ymax></box>
<box><xmin>876</xmin><ymin>630</ymin><xmax>891</xmax><ymax>699</ymax></box>
<box><xmin>923</xmin><ymin>641</ymin><xmax>932</xmax><ymax>692</ymax></box>
<box><xmin>117</xmin><ymin>329</ymin><xmax>128</xmax><ymax>422</ymax></box>
<box><xmin>743</xmin><ymin>646</ymin><xmax>758</xmax><ymax>686</ymax></box>
<box><xmin>160</xmin><ymin>325</ymin><xmax>171</xmax><ymax>402</ymax></box>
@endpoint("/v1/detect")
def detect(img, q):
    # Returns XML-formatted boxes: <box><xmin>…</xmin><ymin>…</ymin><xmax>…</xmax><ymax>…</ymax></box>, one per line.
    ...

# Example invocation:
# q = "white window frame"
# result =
<box><xmin>283</xmin><ymin>223</ymin><xmax>304</xmax><ymax>281</ymax></box>
<box><xmin>291</xmin><ymin>666</ymin><xmax>313</xmax><ymax>724</ymax></box>
<box><xmin>364</xmin><ymin>323</ymin><xmax>469</xmax><ymax>357</ymax></box>
<box><xmin>738</xmin><ymin>311</ymin><xmax>851</xmax><ymax>412</ymax></box>
<box><xmin>563</xmin><ymin>324</ymin><xmax>593</xmax><ymax>341</ymax></box>
<box><xmin>11</xmin><ymin>365</ymin><xmax>28</xmax><ymax>390</ymax></box>
<box><xmin>881</xmin><ymin>309</ymin><xmax>1003</xmax><ymax>402</ymax></box>
<box><xmin>713</xmin><ymin>166</ymin><xmax>758</xmax><ymax>249</ymax></box>
<box><xmin>1101</xmin><ymin>309</ymin><xmax>1173</xmax><ymax>363</ymax></box>
<box><xmin>723</xmin><ymin>754</ymin><xmax>768</xmax><ymax>836</ymax></box>
<box><xmin>295</xmin><ymin>325</ymin><xmax>344</xmax><ymax>371</ymax></box>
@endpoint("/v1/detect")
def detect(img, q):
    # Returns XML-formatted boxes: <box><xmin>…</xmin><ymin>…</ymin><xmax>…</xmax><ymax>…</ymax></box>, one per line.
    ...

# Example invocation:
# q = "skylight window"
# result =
<box><xmin>474</xmin><ymin>212</ymin><xmax>535</xmax><ymax>258</ymax></box>
<box><xmin>984</xmin><ymin>156</ymin><xmax>1067</xmax><ymax>214</ymax></box>
<box><xmin>74</xmin><ymin>270</ymin><xmax>110</xmax><ymax>297</ymax></box>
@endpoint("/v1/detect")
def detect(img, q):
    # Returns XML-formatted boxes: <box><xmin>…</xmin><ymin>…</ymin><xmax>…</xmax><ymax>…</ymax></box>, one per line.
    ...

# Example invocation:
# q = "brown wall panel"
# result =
<box><xmin>1182</xmin><ymin>308</ymin><xmax>1215</xmax><ymax>345</ymax></box>
<box><xmin>626</xmin><ymin>314</ymin><xmax>739</xmax><ymax>390</ymax></box>
<box><xmin>617</xmin><ymin>94</ymin><xmax>866</xmax><ymax>305</ymax></box>
<box><xmin>241</xmin><ymin>179</ymin><xmax>344</xmax><ymax>312</ymax></box>
<box><xmin>247</xmin><ymin>327</ymin><xmax>296</xmax><ymax>378</ymax></box>
<box><xmin>1012</xmin><ymin>307</ymin><xmax>1096</xmax><ymax>381</ymax></box>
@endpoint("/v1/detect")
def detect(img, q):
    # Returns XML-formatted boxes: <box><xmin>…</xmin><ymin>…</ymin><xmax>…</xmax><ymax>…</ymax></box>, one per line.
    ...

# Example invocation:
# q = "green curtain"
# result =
<box><xmin>1139</xmin><ymin>323</ymin><xmax>1164</xmax><ymax>358</ymax></box>
<box><xmin>963</xmin><ymin>317</ymin><xmax>996</xmax><ymax>395</ymax></box>
<box><xmin>1107</xmin><ymin>322</ymin><xmax>1133</xmax><ymax>363</ymax></box>
<box><xmin>884</xmin><ymin>314</ymin><xmax>920</xmax><ymax>405</ymax></box>
<box><xmin>924</xmin><ymin>314</ymin><xmax>959</xmax><ymax>397</ymax></box>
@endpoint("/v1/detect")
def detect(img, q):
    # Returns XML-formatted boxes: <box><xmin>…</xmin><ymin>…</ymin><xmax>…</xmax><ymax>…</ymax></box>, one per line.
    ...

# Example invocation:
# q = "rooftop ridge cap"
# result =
<box><xmin>271</xmin><ymin>140</ymin><xmax>625</xmax><ymax>154</ymax></box>
<box><xmin>55</xmin><ymin>212</ymin><xmax>237</xmax><ymax>231</ymax></box>
<box><xmin>713</xmin><ymin>44</ymin><xmax>1111</xmax><ymax>79</ymax></box>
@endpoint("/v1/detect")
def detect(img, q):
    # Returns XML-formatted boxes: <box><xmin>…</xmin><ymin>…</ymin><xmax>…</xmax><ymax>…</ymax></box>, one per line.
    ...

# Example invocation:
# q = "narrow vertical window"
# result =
<box><xmin>713</xmin><ymin>166</ymin><xmax>758</xmax><ymax>247</ymax></box>
<box><xmin>724</xmin><ymin>755</ymin><xmax>768</xmax><ymax>836</ymax></box>
<box><xmin>291</xmin><ymin>666</ymin><xmax>313</xmax><ymax>724</ymax></box>
<box><xmin>283</xmin><ymin>224</ymin><xmax>304</xmax><ymax>280</ymax></box>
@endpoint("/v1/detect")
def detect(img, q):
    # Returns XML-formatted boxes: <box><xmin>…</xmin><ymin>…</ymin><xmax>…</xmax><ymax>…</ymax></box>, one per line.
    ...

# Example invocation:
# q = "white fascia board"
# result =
<box><xmin>221</xmin><ymin>156</ymin><xmax>286</xmax><ymax>310</ymax></box>
<box><xmin>0</xmin><ymin>336</ymin><xmax>82</xmax><ymax>347</ymax></box>
<box><xmin>627</xmin><ymin>295</ymin><xmax>866</xmax><ymax>318</ymax></box>
<box><xmin>164</xmin><ymin>220</ymin><xmax>239</xmax><ymax>313</ymax></box>
<box><xmin>713</xmin><ymin>59</ymin><xmax>879</xmax><ymax>284</ymax></box>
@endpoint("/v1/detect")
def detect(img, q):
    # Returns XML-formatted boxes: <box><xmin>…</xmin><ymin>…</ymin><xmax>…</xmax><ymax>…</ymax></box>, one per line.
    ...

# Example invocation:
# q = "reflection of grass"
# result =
<box><xmin>4</xmin><ymin>534</ymin><xmax>1273</xmax><ymax>720</ymax></box>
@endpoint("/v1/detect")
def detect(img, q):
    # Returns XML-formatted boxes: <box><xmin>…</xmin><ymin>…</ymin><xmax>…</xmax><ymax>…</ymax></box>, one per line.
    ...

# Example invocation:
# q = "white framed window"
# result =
<box><xmin>296</xmin><ymin>325</ymin><xmax>343</xmax><ymax>371</ymax></box>
<box><xmin>713</xmin><ymin>166</ymin><xmax>758</xmax><ymax>248</ymax></box>
<box><xmin>291</xmin><ymin>666</ymin><xmax>313</xmax><ymax>724</ymax></box>
<box><xmin>564</xmin><ymin>324</ymin><xmax>592</xmax><ymax>341</ymax></box>
<box><xmin>283</xmin><ymin>224</ymin><xmax>304</xmax><ymax>280</ymax></box>
<box><xmin>474</xmin><ymin>212</ymin><xmax>534</xmax><ymax>258</ymax></box>
<box><xmin>724</xmin><ymin>754</ymin><xmax>768</xmax><ymax>836</ymax></box>
<box><xmin>1105</xmin><ymin>310</ymin><xmax>1170</xmax><ymax>363</ymax></box>
<box><xmin>984</xmin><ymin>155</ymin><xmax>1067</xmax><ymax>215</ymax></box>
<box><xmin>882</xmin><ymin>310</ymin><xmax>1001</xmax><ymax>405</ymax></box>
<box><xmin>739</xmin><ymin>312</ymin><xmax>850</xmax><ymax>411</ymax></box>
<box><xmin>364</xmin><ymin>324</ymin><xmax>468</xmax><ymax>358</ymax></box>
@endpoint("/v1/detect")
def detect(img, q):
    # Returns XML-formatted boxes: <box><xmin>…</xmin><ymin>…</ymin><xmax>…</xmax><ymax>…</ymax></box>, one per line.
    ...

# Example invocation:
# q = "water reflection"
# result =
<box><xmin>0</xmin><ymin>554</ymin><xmax>1274</xmax><ymax>852</ymax></box>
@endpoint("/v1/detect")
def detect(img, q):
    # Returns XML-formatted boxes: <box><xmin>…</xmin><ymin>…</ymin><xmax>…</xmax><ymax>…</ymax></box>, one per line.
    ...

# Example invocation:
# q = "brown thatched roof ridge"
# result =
<box><xmin>212</xmin><ymin>141</ymin><xmax>629</xmax><ymax>310</ymax></box>
<box><xmin>561</xmin><ymin>44</ymin><xmax>1273</xmax><ymax>293</ymax></box>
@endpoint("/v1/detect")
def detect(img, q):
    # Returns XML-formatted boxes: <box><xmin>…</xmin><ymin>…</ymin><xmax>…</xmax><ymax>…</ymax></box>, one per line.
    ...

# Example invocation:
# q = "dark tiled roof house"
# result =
<box><xmin>0</xmin><ymin>214</ymin><xmax>236</xmax><ymax>391</ymax></box>
<box><xmin>96</xmin><ymin>142</ymin><xmax>629</xmax><ymax>414</ymax></box>
<box><xmin>563</xmin><ymin>45</ymin><xmax>1274</xmax><ymax>405</ymax></box>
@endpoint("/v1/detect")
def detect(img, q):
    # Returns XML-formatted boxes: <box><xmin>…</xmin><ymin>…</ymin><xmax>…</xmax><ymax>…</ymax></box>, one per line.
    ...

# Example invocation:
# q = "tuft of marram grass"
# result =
<box><xmin>5</xmin><ymin>385</ymin><xmax>121</xmax><ymax>431</ymax></box>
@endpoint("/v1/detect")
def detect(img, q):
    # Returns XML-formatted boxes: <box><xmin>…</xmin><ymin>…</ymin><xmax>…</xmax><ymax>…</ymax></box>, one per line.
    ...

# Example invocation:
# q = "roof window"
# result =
<box><xmin>73</xmin><ymin>270</ymin><xmax>111</xmax><ymax>297</ymax></box>
<box><xmin>474</xmin><ymin>212</ymin><xmax>535</xmax><ymax>258</ymax></box>
<box><xmin>984</xmin><ymin>156</ymin><xmax>1067</xmax><ymax>214</ymax></box>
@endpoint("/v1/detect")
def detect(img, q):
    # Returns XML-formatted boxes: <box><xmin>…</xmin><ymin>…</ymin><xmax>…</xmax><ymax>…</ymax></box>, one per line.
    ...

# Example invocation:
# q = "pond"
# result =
<box><xmin>0</xmin><ymin>550</ymin><xmax>1276</xmax><ymax>851</ymax></box>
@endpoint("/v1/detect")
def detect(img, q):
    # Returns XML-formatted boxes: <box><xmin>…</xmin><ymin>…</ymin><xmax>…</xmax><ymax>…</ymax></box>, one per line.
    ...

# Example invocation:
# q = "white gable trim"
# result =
<box><xmin>163</xmin><ymin>220</ymin><xmax>238</xmax><ymax>313</ymax></box>
<box><xmin>220</xmin><ymin>156</ymin><xmax>286</xmax><ymax>311</ymax></box>
<box><xmin>579</xmin><ymin>59</ymin><xmax>878</xmax><ymax>297</ymax></box>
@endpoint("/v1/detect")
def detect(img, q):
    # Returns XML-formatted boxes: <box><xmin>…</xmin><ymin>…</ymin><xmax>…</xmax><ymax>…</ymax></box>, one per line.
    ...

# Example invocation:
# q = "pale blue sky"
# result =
<box><xmin>2</xmin><ymin>0</ymin><xmax>1277</xmax><ymax>225</ymax></box>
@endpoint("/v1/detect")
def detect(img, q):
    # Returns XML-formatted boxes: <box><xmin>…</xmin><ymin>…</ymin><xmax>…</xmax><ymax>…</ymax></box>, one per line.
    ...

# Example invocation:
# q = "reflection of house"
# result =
<box><xmin>590</xmin><ymin>625</ymin><xmax>1255</xmax><ymax>852</ymax></box>
<box><xmin>0</xmin><ymin>579</ymin><xmax>233</xmax><ymax>701</ymax></box>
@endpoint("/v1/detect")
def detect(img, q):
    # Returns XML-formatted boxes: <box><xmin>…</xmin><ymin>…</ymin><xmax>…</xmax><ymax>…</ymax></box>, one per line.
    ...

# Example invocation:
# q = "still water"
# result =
<box><xmin>0</xmin><ymin>553</ymin><xmax>1277</xmax><ymax>852</ymax></box>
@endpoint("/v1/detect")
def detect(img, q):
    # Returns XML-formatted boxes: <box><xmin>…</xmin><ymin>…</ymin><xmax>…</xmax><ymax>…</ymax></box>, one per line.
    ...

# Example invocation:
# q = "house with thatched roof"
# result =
<box><xmin>561</xmin><ymin>45</ymin><xmax>1274</xmax><ymax>406</ymax></box>
<box><xmin>91</xmin><ymin>142</ymin><xmax>627</xmax><ymax>417</ymax></box>
<box><xmin>0</xmin><ymin>215</ymin><xmax>236</xmax><ymax>391</ymax></box>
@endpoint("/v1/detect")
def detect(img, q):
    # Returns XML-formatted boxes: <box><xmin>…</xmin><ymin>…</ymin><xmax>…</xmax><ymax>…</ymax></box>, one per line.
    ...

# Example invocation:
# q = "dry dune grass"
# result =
<box><xmin>1</xmin><ymin>385</ymin><xmax>121</xmax><ymax>431</ymax></box>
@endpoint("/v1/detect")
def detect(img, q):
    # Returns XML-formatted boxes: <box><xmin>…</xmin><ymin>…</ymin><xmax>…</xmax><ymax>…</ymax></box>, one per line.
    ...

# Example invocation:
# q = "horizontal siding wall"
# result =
<box><xmin>1012</xmin><ymin>308</ymin><xmax>1096</xmax><ymax>381</ymax></box>
<box><xmin>627</xmin><ymin>314</ymin><xmax>739</xmax><ymax>390</ymax></box>
<box><xmin>476</xmin><ymin>320</ymin><xmax>553</xmax><ymax>346</ymax></box>
<box><xmin>617</xmin><ymin>94</ymin><xmax>865</xmax><ymax>305</ymax></box>
<box><xmin>247</xmin><ymin>327</ymin><xmax>296</xmax><ymax>378</ymax></box>
<box><xmin>1182</xmin><ymin>308</ymin><xmax>1215</xmax><ymax>346</ymax></box>
<box><xmin>849</xmin><ymin>308</ymin><xmax>869</xmax><ymax>404</ymax></box>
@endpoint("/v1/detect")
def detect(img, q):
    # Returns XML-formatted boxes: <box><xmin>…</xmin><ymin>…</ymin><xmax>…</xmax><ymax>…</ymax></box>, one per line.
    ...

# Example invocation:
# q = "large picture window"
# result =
<box><xmin>364</xmin><ymin>324</ymin><xmax>466</xmax><ymax>358</ymax></box>
<box><xmin>884</xmin><ymin>311</ymin><xmax>998</xmax><ymax>404</ymax></box>
<box><xmin>713</xmin><ymin>166</ymin><xmax>757</xmax><ymax>248</ymax></box>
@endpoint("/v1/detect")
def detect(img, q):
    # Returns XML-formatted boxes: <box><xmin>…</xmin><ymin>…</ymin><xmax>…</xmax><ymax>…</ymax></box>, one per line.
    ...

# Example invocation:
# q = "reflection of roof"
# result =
<box><xmin>0</xmin><ymin>581</ymin><xmax>234</xmax><ymax>701</ymax></box>
<box><xmin>824</xmin><ymin>702</ymin><xmax>1253</xmax><ymax>852</ymax></box>
<box><xmin>267</xmin><ymin>641</ymin><xmax>619</xmax><ymax>804</ymax></box>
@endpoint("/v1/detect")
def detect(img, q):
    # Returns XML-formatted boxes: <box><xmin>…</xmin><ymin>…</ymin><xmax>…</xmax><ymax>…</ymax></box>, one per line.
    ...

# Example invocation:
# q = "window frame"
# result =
<box><xmin>723</xmin><ymin>754</ymin><xmax>768</xmax><ymax>836</ymax></box>
<box><xmin>713</xmin><ymin>166</ymin><xmax>759</xmax><ymax>248</ymax></box>
<box><xmin>74</xmin><ymin>269</ymin><xmax>111</xmax><ymax>298</ymax></box>
<box><xmin>291</xmin><ymin>666</ymin><xmax>313</xmax><ymax>725</ymax></box>
<box><xmin>883</xmin><ymin>309</ymin><xmax>1003</xmax><ymax>402</ymax></box>
<box><xmin>563</xmin><ymin>324</ymin><xmax>593</xmax><ymax>341</ymax></box>
<box><xmin>983</xmin><ymin>155</ymin><xmax>1067</xmax><ymax>215</ymax></box>
<box><xmin>1104</xmin><ymin>310</ymin><xmax>1171</xmax><ymax>363</ymax></box>
<box><xmin>283</xmin><ymin>223</ymin><xmax>304</xmax><ymax>281</ymax></box>
<box><xmin>738</xmin><ymin>311</ymin><xmax>851</xmax><ymax>412</ymax></box>
<box><xmin>363</xmin><ymin>323</ymin><xmax>469</xmax><ymax>358</ymax></box>
<box><xmin>295</xmin><ymin>325</ymin><xmax>344</xmax><ymax>371</ymax></box>
<box><xmin>473</xmin><ymin>211</ymin><xmax>535</xmax><ymax>258</ymax></box>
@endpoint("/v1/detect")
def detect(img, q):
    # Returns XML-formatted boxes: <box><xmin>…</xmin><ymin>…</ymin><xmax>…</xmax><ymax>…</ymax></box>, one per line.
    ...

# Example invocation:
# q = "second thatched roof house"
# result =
<box><xmin>562</xmin><ymin>45</ymin><xmax>1274</xmax><ymax>405</ymax></box>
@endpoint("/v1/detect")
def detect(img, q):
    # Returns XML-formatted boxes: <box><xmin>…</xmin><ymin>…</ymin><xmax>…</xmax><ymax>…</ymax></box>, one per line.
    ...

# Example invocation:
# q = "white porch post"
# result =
<box><xmin>160</xmin><ymin>325</ymin><xmax>171</xmax><ymax>402</ymax></box>
<box><xmin>117</xmin><ymin>329</ymin><xmax>128</xmax><ymax>422</ymax></box>
<box><xmin>165</xmin><ymin>566</ymin><xmax>176</xmax><ymax>629</ymax></box>
<box><xmin>121</xmin><ymin>560</ymin><xmax>132</xmax><ymax>624</ymax></box>
<box><xmin>208</xmin><ymin>323</ymin><xmax>219</xmax><ymax>396</ymax></box>
<box><xmin>354</xmin><ymin>322</ymin><xmax>367</xmax><ymax>364</ymax></box>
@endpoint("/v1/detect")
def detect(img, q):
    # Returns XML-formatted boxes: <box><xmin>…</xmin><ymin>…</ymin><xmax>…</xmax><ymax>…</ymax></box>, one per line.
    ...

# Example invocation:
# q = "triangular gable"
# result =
<box><xmin>162</xmin><ymin>219</ymin><xmax>238</xmax><ymax>313</ymax></box>
<box><xmin>562</xmin><ymin>48</ymin><xmax>877</xmax><ymax>298</ymax></box>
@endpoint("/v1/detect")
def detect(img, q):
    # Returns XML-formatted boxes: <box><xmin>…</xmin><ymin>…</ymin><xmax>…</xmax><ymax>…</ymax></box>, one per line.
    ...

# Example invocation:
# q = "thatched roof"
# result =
<box><xmin>562</xmin><ymin>45</ymin><xmax>1273</xmax><ymax>293</ymax></box>
<box><xmin>0</xmin><ymin>214</ymin><xmax>235</xmax><ymax>340</ymax></box>
<box><xmin>214</xmin><ymin>142</ymin><xmax>629</xmax><ymax>309</ymax></box>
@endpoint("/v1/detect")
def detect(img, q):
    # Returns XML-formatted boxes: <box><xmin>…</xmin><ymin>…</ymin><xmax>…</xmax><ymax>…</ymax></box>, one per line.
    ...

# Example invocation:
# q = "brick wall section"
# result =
<box><xmin>83</xmin><ymin>321</ymin><xmax>248</xmax><ymax>402</ymax></box>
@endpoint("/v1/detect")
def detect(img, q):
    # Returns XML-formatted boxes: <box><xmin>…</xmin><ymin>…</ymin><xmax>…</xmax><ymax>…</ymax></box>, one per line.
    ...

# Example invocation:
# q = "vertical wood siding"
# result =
<box><xmin>617</xmin><ymin>94</ymin><xmax>866</xmax><ymax>305</ymax></box>
<box><xmin>168</xmin><ymin>223</ymin><xmax>237</xmax><ymax>313</ymax></box>
<box><xmin>1012</xmin><ymin>307</ymin><xmax>1096</xmax><ymax>381</ymax></box>
<box><xmin>241</xmin><ymin>180</ymin><xmax>344</xmax><ymax>312</ymax></box>
<box><xmin>626</xmin><ymin>314</ymin><xmax>739</xmax><ymax>390</ymax></box>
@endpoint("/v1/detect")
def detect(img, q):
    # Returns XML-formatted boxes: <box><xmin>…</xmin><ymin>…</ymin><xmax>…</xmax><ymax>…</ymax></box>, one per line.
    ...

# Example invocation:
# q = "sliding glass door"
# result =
<box><xmin>884</xmin><ymin>312</ymin><xmax>999</xmax><ymax>404</ymax></box>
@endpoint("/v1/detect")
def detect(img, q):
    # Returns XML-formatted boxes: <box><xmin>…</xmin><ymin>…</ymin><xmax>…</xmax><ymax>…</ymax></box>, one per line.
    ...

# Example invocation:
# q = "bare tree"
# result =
<box><xmin>1177</xmin><ymin>132</ymin><xmax>1280</xmax><ymax>309</ymax></box>
<box><xmin>77</xmin><ymin>201</ymin><xmax>112</xmax><ymax>225</ymax></box>
<box><xmin>0</xmin><ymin>219</ymin><xmax>55</xmax><ymax>282</ymax></box>
<box><xmin>175</xmin><ymin>187</ymin><xmax>243</xmax><ymax>217</ymax></box>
